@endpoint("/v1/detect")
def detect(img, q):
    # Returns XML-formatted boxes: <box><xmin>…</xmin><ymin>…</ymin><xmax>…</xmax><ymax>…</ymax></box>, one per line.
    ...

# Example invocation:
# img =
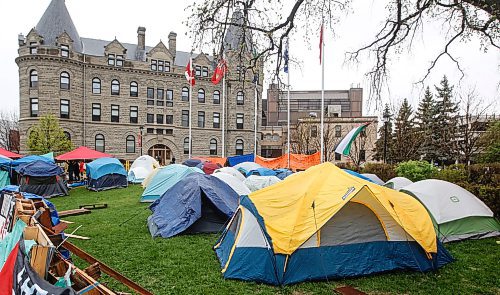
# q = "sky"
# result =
<box><xmin>0</xmin><ymin>0</ymin><xmax>498</xmax><ymax>117</ymax></box>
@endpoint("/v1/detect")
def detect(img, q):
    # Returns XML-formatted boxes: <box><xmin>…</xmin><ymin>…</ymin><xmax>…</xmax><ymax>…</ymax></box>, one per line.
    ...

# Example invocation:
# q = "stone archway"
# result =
<box><xmin>148</xmin><ymin>144</ymin><xmax>171</xmax><ymax>166</ymax></box>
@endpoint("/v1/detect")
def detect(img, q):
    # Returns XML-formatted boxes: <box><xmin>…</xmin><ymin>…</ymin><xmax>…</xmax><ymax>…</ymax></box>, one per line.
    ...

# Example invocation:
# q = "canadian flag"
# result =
<box><xmin>211</xmin><ymin>59</ymin><xmax>227</xmax><ymax>85</ymax></box>
<box><xmin>185</xmin><ymin>58</ymin><xmax>195</xmax><ymax>86</ymax></box>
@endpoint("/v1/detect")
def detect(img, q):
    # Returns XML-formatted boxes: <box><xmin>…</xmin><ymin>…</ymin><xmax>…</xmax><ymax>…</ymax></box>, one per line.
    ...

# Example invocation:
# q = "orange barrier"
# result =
<box><xmin>193</xmin><ymin>157</ymin><xmax>227</xmax><ymax>167</ymax></box>
<box><xmin>255</xmin><ymin>152</ymin><xmax>320</xmax><ymax>171</ymax></box>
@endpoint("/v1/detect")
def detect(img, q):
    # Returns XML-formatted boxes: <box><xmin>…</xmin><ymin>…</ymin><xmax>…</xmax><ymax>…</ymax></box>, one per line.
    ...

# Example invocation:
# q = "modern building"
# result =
<box><xmin>17</xmin><ymin>0</ymin><xmax>262</xmax><ymax>164</ymax></box>
<box><xmin>263</xmin><ymin>83</ymin><xmax>363</xmax><ymax>127</ymax></box>
<box><xmin>261</xmin><ymin>83</ymin><xmax>377</xmax><ymax>163</ymax></box>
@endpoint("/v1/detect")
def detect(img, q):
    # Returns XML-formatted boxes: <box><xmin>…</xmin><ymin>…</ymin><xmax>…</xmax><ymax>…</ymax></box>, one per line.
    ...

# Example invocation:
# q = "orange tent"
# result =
<box><xmin>193</xmin><ymin>157</ymin><xmax>227</xmax><ymax>167</ymax></box>
<box><xmin>255</xmin><ymin>152</ymin><xmax>320</xmax><ymax>171</ymax></box>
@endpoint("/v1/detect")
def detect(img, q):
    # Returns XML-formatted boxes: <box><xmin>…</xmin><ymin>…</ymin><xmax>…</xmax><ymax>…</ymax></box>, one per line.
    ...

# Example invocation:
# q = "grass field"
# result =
<box><xmin>50</xmin><ymin>185</ymin><xmax>499</xmax><ymax>295</ymax></box>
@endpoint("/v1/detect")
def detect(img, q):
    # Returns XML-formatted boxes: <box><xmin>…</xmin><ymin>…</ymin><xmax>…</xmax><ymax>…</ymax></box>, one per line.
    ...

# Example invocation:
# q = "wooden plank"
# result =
<box><xmin>63</xmin><ymin>242</ymin><xmax>153</xmax><ymax>295</ymax></box>
<box><xmin>58</xmin><ymin>208</ymin><xmax>91</xmax><ymax>217</ymax></box>
<box><xmin>66</xmin><ymin>233</ymin><xmax>90</xmax><ymax>240</ymax></box>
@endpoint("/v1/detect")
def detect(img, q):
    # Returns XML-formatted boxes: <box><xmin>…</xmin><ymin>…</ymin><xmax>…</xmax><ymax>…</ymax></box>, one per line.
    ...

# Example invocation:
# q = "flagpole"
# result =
<box><xmin>189</xmin><ymin>57</ymin><xmax>193</xmax><ymax>159</ymax></box>
<box><xmin>254</xmin><ymin>79</ymin><xmax>258</xmax><ymax>156</ymax></box>
<box><xmin>320</xmin><ymin>30</ymin><xmax>325</xmax><ymax>163</ymax></box>
<box><xmin>287</xmin><ymin>59</ymin><xmax>291</xmax><ymax>169</ymax></box>
<box><xmin>221</xmin><ymin>53</ymin><xmax>226</xmax><ymax>158</ymax></box>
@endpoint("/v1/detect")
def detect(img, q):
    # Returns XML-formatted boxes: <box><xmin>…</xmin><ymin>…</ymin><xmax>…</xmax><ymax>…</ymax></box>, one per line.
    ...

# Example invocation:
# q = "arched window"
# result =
<box><xmin>198</xmin><ymin>89</ymin><xmax>205</xmax><ymax>103</ymax></box>
<box><xmin>63</xmin><ymin>131</ymin><xmax>71</xmax><ymax>141</ymax></box>
<box><xmin>335</xmin><ymin>125</ymin><xmax>341</xmax><ymax>137</ymax></box>
<box><xmin>235</xmin><ymin>139</ymin><xmax>244</xmax><ymax>155</ymax></box>
<box><xmin>181</xmin><ymin>87</ymin><xmax>189</xmax><ymax>101</ymax></box>
<box><xmin>130</xmin><ymin>81</ymin><xmax>138</xmax><ymax>97</ymax></box>
<box><xmin>30</xmin><ymin>70</ymin><xmax>38</xmax><ymax>88</ymax></box>
<box><xmin>213</xmin><ymin>90</ymin><xmax>220</xmax><ymax>104</ymax></box>
<box><xmin>236</xmin><ymin>91</ymin><xmax>244</xmax><ymax>105</ymax></box>
<box><xmin>111</xmin><ymin>79</ymin><xmax>120</xmax><ymax>95</ymax></box>
<box><xmin>210</xmin><ymin>139</ymin><xmax>217</xmax><ymax>155</ymax></box>
<box><xmin>183</xmin><ymin>137</ymin><xmax>190</xmax><ymax>155</ymax></box>
<box><xmin>126</xmin><ymin>135</ymin><xmax>135</xmax><ymax>153</ymax></box>
<box><xmin>60</xmin><ymin>72</ymin><xmax>70</xmax><ymax>90</ymax></box>
<box><xmin>95</xmin><ymin>134</ymin><xmax>105</xmax><ymax>152</ymax></box>
<box><xmin>92</xmin><ymin>78</ymin><xmax>101</xmax><ymax>94</ymax></box>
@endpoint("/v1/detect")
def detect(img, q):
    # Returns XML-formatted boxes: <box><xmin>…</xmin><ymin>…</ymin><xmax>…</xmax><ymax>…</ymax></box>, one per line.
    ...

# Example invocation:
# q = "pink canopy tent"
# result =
<box><xmin>55</xmin><ymin>146</ymin><xmax>112</xmax><ymax>161</ymax></box>
<box><xmin>0</xmin><ymin>147</ymin><xmax>22</xmax><ymax>159</ymax></box>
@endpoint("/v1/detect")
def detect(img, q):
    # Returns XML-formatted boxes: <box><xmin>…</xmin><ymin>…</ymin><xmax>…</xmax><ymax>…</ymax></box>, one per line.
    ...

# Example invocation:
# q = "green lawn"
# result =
<box><xmin>50</xmin><ymin>185</ymin><xmax>500</xmax><ymax>295</ymax></box>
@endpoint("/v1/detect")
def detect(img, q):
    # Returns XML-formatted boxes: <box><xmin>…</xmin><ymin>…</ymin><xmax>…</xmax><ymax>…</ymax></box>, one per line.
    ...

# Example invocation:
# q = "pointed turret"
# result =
<box><xmin>36</xmin><ymin>0</ymin><xmax>82</xmax><ymax>52</ymax></box>
<box><xmin>223</xmin><ymin>10</ymin><xmax>252</xmax><ymax>52</ymax></box>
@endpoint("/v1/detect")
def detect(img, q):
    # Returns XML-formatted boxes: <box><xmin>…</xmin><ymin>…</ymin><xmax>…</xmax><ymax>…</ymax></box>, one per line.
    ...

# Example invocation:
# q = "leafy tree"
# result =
<box><xmin>434</xmin><ymin>75</ymin><xmax>459</xmax><ymax>164</ymax></box>
<box><xmin>373</xmin><ymin>104</ymin><xmax>394</xmax><ymax>162</ymax></box>
<box><xmin>27</xmin><ymin>115</ymin><xmax>73</xmax><ymax>154</ymax></box>
<box><xmin>478</xmin><ymin>120</ymin><xmax>500</xmax><ymax>163</ymax></box>
<box><xmin>392</xmin><ymin>98</ymin><xmax>419</xmax><ymax>162</ymax></box>
<box><xmin>415</xmin><ymin>86</ymin><xmax>438</xmax><ymax>161</ymax></box>
<box><xmin>395</xmin><ymin>160</ymin><xmax>438</xmax><ymax>182</ymax></box>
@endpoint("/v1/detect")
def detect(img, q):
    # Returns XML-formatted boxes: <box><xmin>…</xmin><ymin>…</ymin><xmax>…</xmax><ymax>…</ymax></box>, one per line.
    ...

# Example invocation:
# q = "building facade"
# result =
<box><xmin>261</xmin><ymin>83</ymin><xmax>376</xmax><ymax>162</ymax></box>
<box><xmin>17</xmin><ymin>0</ymin><xmax>262</xmax><ymax>164</ymax></box>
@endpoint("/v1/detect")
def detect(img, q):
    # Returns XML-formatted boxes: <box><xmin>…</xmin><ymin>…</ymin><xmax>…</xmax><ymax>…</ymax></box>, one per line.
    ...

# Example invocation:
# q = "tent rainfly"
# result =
<box><xmin>148</xmin><ymin>174</ymin><xmax>239</xmax><ymax>238</ymax></box>
<box><xmin>17</xmin><ymin>160</ymin><xmax>68</xmax><ymax>197</ymax></box>
<box><xmin>86</xmin><ymin>158</ymin><xmax>127</xmax><ymax>191</ymax></box>
<box><xmin>243</xmin><ymin>175</ymin><xmax>281</xmax><ymax>192</ymax></box>
<box><xmin>361</xmin><ymin>173</ymin><xmax>385</xmax><ymax>185</ymax></box>
<box><xmin>212</xmin><ymin>172</ymin><xmax>251</xmax><ymax>196</ymax></box>
<box><xmin>128</xmin><ymin>155</ymin><xmax>160</xmax><ymax>184</ymax></box>
<box><xmin>213</xmin><ymin>167</ymin><xmax>246</xmax><ymax>182</ymax></box>
<box><xmin>385</xmin><ymin>177</ymin><xmax>413</xmax><ymax>190</ymax></box>
<box><xmin>401</xmin><ymin>179</ymin><xmax>500</xmax><ymax>242</ymax></box>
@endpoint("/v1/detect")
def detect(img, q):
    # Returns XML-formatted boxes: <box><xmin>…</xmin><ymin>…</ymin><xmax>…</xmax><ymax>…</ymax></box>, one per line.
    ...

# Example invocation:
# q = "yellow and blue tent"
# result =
<box><xmin>214</xmin><ymin>163</ymin><xmax>453</xmax><ymax>285</ymax></box>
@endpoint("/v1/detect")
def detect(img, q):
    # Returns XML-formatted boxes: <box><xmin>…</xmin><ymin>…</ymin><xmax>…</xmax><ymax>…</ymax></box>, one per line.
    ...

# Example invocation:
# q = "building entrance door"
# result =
<box><xmin>148</xmin><ymin>144</ymin><xmax>171</xmax><ymax>166</ymax></box>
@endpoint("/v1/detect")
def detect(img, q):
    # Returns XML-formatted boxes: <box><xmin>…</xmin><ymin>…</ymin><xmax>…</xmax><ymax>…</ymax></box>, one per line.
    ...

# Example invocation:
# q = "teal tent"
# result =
<box><xmin>141</xmin><ymin>164</ymin><xmax>203</xmax><ymax>202</ymax></box>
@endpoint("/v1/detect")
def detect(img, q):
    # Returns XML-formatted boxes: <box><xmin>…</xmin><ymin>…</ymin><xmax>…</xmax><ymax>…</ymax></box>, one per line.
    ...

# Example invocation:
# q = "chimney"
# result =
<box><xmin>168</xmin><ymin>31</ymin><xmax>177</xmax><ymax>59</ymax></box>
<box><xmin>137</xmin><ymin>27</ymin><xmax>146</xmax><ymax>51</ymax></box>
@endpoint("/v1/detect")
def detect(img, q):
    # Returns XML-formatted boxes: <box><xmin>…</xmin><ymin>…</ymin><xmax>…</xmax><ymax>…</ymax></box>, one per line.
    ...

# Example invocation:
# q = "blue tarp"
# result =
<box><xmin>141</xmin><ymin>164</ymin><xmax>203</xmax><ymax>202</ymax></box>
<box><xmin>17</xmin><ymin>160</ymin><xmax>63</xmax><ymax>176</ymax></box>
<box><xmin>246</xmin><ymin>168</ymin><xmax>277</xmax><ymax>177</ymax></box>
<box><xmin>343</xmin><ymin>169</ymin><xmax>375</xmax><ymax>183</ymax></box>
<box><xmin>11</xmin><ymin>155</ymin><xmax>54</xmax><ymax>168</ymax></box>
<box><xmin>275</xmin><ymin>169</ymin><xmax>293</xmax><ymax>180</ymax></box>
<box><xmin>86</xmin><ymin>158</ymin><xmax>126</xmax><ymax>180</ymax></box>
<box><xmin>149</xmin><ymin>173</ymin><xmax>239</xmax><ymax>238</ymax></box>
<box><xmin>23</xmin><ymin>192</ymin><xmax>61</xmax><ymax>226</ymax></box>
<box><xmin>227</xmin><ymin>154</ymin><xmax>255</xmax><ymax>167</ymax></box>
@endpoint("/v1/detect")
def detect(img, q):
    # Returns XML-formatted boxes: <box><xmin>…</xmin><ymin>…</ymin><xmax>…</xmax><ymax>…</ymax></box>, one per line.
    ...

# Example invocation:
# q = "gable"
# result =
<box><xmin>148</xmin><ymin>41</ymin><xmax>173</xmax><ymax>60</ymax></box>
<box><xmin>104</xmin><ymin>39</ymin><xmax>127</xmax><ymax>55</ymax></box>
<box><xmin>194</xmin><ymin>52</ymin><xmax>211</xmax><ymax>66</ymax></box>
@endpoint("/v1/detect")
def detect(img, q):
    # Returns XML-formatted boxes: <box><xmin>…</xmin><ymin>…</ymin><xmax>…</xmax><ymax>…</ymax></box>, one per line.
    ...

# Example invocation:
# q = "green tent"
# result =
<box><xmin>401</xmin><ymin>179</ymin><xmax>500</xmax><ymax>242</ymax></box>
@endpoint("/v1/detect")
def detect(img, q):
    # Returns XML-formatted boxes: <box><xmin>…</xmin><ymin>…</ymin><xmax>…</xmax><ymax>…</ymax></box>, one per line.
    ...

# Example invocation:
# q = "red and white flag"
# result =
<box><xmin>185</xmin><ymin>58</ymin><xmax>195</xmax><ymax>86</ymax></box>
<box><xmin>211</xmin><ymin>59</ymin><xmax>227</xmax><ymax>85</ymax></box>
<box><xmin>319</xmin><ymin>22</ymin><xmax>324</xmax><ymax>64</ymax></box>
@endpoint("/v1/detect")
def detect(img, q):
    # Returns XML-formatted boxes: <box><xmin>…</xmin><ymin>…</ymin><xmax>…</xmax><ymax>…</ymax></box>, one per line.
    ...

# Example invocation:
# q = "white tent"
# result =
<box><xmin>361</xmin><ymin>173</ymin><xmax>384</xmax><ymax>185</ymax></box>
<box><xmin>214</xmin><ymin>167</ymin><xmax>246</xmax><ymax>182</ymax></box>
<box><xmin>233</xmin><ymin>162</ymin><xmax>262</xmax><ymax>173</ymax></box>
<box><xmin>243</xmin><ymin>175</ymin><xmax>281</xmax><ymax>192</ymax></box>
<box><xmin>128</xmin><ymin>155</ymin><xmax>160</xmax><ymax>184</ymax></box>
<box><xmin>385</xmin><ymin>177</ymin><xmax>413</xmax><ymax>190</ymax></box>
<box><xmin>212</xmin><ymin>172</ymin><xmax>251</xmax><ymax>196</ymax></box>
<box><xmin>401</xmin><ymin>179</ymin><xmax>500</xmax><ymax>242</ymax></box>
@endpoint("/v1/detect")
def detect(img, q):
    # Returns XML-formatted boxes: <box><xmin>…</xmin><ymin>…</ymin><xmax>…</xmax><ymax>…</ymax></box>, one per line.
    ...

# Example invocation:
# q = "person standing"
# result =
<box><xmin>79</xmin><ymin>161</ymin><xmax>85</xmax><ymax>180</ymax></box>
<box><xmin>73</xmin><ymin>161</ymin><xmax>80</xmax><ymax>181</ymax></box>
<box><xmin>68</xmin><ymin>161</ymin><xmax>74</xmax><ymax>182</ymax></box>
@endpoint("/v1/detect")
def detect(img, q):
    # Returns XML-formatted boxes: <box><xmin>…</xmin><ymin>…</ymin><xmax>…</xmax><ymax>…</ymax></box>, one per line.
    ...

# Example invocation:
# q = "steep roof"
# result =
<box><xmin>36</xmin><ymin>0</ymin><xmax>83</xmax><ymax>52</ymax></box>
<box><xmin>223</xmin><ymin>10</ymin><xmax>252</xmax><ymax>52</ymax></box>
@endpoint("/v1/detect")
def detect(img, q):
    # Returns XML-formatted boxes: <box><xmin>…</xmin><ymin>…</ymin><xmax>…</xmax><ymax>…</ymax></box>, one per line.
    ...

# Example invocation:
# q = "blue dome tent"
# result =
<box><xmin>148</xmin><ymin>173</ymin><xmax>239</xmax><ymax>238</ymax></box>
<box><xmin>86</xmin><ymin>158</ymin><xmax>127</xmax><ymax>191</ymax></box>
<box><xmin>141</xmin><ymin>164</ymin><xmax>203</xmax><ymax>202</ymax></box>
<box><xmin>16</xmin><ymin>160</ymin><xmax>68</xmax><ymax>197</ymax></box>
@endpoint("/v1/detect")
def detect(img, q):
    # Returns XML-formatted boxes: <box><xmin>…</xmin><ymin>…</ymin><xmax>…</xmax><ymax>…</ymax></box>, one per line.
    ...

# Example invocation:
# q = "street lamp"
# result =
<box><xmin>139</xmin><ymin>126</ymin><xmax>144</xmax><ymax>156</ymax></box>
<box><xmin>382</xmin><ymin>113</ymin><xmax>390</xmax><ymax>164</ymax></box>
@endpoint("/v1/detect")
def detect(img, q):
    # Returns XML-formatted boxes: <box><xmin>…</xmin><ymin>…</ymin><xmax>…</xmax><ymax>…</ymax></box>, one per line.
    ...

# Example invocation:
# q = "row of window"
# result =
<box><xmin>150</xmin><ymin>59</ymin><xmax>171</xmax><ymax>72</ymax></box>
<box><xmin>29</xmin><ymin>72</ymin><xmax>246</xmax><ymax>105</ymax></box>
<box><xmin>309</xmin><ymin>125</ymin><xmax>366</xmax><ymax>138</ymax></box>
<box><xmin>91</xmin><ymin>133</ymin><xmax>244</xmax><ymax>156</ymax></box>
<box><xmin>182</xmin><ymin>138</ymin><xmax>244</xmax><ymax>155</ymax></box>
<box><xmin>29</xmin><ymin>43</ymin><xmax>69</xmax><ymax>57</ymax></box>
<box><xmin>30</xmin><ymin>99</ymin><xmax>246</xmax><ymax>129</ymax></box>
